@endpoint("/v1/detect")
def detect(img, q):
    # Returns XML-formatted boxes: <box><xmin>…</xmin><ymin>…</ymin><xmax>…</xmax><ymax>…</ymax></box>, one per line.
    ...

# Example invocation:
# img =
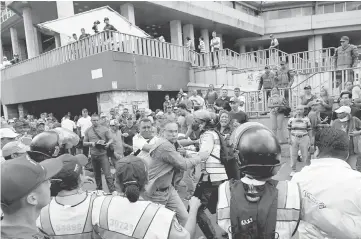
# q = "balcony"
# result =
<box><xmin>1</xmin><ymin>7</ymin><xmax>15</xmax><ymax>23</ymax></box>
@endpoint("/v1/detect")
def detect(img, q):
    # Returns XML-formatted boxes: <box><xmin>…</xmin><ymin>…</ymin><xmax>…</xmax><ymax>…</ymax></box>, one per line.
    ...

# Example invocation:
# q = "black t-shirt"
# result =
<box><xmin>215</xmin><ymin>97</ymin><xmax>231</xmax><ymax>109</ymax></box>
<box><xmin>121</xmin><ymin>125</ymin><xmax>138</xmax><ymax>146</ymax></box>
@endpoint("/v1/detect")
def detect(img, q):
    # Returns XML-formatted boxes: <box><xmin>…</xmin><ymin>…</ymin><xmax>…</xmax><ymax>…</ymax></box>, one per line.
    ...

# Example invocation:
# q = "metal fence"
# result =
<box><xmin>0</xmin><ymin>8</ymin><xmax>15</xmax><ymax>23</ymax></box>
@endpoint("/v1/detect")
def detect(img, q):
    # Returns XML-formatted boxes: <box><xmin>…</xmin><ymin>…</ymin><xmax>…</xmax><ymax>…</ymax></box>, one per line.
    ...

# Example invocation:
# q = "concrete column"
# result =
<box><xmin>308</xmin><ymin>34</ymin><xmax>323</xmax><ymax>63</ymax></box>
<box><xmin>170</xmin><ymin>20</ymin><xmax>182</xmax><ymax>46</ymax></box>
<box><xmin>55</xmin><ymin>34</ymin><xmax>61</xmax><ymax>48</ymax></box>
<box><xmin>56</xmin><ymin>1</ymin><xmax>75</xmax><ymax>46</ymax></box>
<box><xmin>183</xmin><ymin>24</ymin><xmax>195</xmax><ymax>49</ymax></box>
<box><xmin>33</xmin><ymin>27</ymin><xmax>42</xmax><ymax>54</ymax></box>
<box><xmin>2</xmin><ymin>104</ymin><xmax>9</xmax><ymax>120</ymax></box>
<box><xmin>200</xmin><ymin>29</ymin><xmax>210</xmax><ymax>52</ymax></box>
<box><xmin>239</xmin><ymin>45</ymin><xmax>246</xmax><ymax>54</ymax></box>
<box><xmin>10</xmin><ymin>27</ymin><xmax>20</xmax><ymax>56</ymax></box>
<box><xmin>18</xmin><ymin>104</ymin><xmax>24</xmax><ymax>119</ymax></box>
<box><xmin>218</xmin><ymin>34</ymin><xmax>223</xmax><ymax>49</ymax></box>
<box><xmin>23</xmin><ymin>7</ymin><xmax>38</xmax><ymax>58</ymax></box>
<box><xmin>19</xmin><ymin>39</ymin><xmax>27</xmax><ymax>60</ymax></box>
<box><xmin>120</xmin><ymin>3</ymin><xmax>135</xmax><ymax>25</ymax></box>
<box><xmin>0</xmin><ymin>34</ymin><xmax>3</xmax><ymax>60</ymax></box>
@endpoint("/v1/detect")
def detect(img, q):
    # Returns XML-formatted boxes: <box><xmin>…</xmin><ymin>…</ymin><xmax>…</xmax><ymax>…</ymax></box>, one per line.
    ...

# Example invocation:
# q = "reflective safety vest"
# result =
<box><xmin>201</xmin><ymin>131</ymin><xmax>228</xmax><ymax>182</ymax></box>
<box><xmin>37</xmin><ymin>193</ymin><xmax>96</xmax><ymax>239</ymax></box>
<box><xmin>217</xmin><ymin>180</ymin><xmax>301</xmax><ymax>239</ymax></box>
<box><xmin>92</xmin><ymin>195</ymin><xmax>175</xmax><ymax>239</ymax></box>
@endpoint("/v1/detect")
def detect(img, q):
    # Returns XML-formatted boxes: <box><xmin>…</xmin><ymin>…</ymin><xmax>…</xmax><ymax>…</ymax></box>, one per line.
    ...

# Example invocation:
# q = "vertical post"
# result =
<box><xmin>170</xmin><ymin>20</ymin><xmax>182</xmax><ymax>46</ymax></box>
<box><xmin>23</xmin><ymin>6</ymin><xmax>38</xmax><ymax>58</ymax></box>
<box><xmin>55</xmin><ymin>34</ymin><xmax>61</xmax><ymax>48</ymax></box>
<box><xmin>56</xmin><ymin>1</ymin><xmax>75</xmax><ymax>46</ymax></box>
<box><xmin>2</xmin><ymin>104</ymin><xmax>9</xmax><ymax>120</ymax></box>
<box><xmin>200</xmin><ymin>29</ymin><xmax>210</xmax><ymax>53</ymax></box>
<box><xmin>10</xmin><ymin>27</ymin><xmax>20</xmax><ymax>56</ymax></box>
<box><xmin>120</xmin><ymin>3</ymin><xmax>135</xmax><ymax>25</ymax></box>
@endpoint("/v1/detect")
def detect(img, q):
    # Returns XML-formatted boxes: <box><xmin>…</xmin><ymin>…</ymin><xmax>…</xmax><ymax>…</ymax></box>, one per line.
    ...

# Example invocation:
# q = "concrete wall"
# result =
<box><xmin>265</xmin><ymin>10</ymin><xmax>361</xmax><ymax>35</ymax></box>
<box><xmin>1</xmin><ymin>51</ymin><xmax>190</xmax><ymax>105</ymax></box>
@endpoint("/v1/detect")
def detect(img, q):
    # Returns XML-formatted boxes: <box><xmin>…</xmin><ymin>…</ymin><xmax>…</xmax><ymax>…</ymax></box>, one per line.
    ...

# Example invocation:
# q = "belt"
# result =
<box><xmin>292</xmin><ymin>134</ymin><xmax>308</xmax><ymax>138</ymax></box>
<box><xmin>156</xmin><ymin>187</ymin><xmax>169</xmax><ymax>192</ymax></box>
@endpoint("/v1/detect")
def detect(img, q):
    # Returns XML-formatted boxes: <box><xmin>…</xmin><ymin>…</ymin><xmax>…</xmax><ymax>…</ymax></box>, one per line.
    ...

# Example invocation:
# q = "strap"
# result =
<box><xmin>83</xmin><ymin>193</ymin><xmax>97</xmax><ymax>232</ymax></box>
<box><xmin>92</xmin><ymin>127</ymin><xmax>104</xmax><ymax>141</ymax></box>
<box><xmin>132</xmin><ymin>203</ymin><xmax>160</xmax><ymax>238</ymax></box>
<box><xmin>276</xmin><ymin>181</ymin><xmax>288</xmax><ymax>209</ymax></box>
<box><xmin>99</xmin><ymin>196</ymin><xmax>114</xmax><ymax>230</ymax></box>
<box><xmin>40</xmin><ymin>204</ymin><xmax>55</xmax><ymax>235</ymax></box>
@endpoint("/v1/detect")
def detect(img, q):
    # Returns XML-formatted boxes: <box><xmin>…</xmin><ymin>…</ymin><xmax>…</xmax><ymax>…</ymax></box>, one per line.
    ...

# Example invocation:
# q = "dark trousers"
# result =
<box><xmin>91</xmin><ymin>154</ymin><xmax>115</xmax><ymax>193</ymax></box>
<box><xmin>197</xmin><ymin>181</ymin><xmax>219</xmax><ymax>239</ymax></box>
<box><xmin>83</xmin><ymin>146</ymin><xmax>89</xmax><ymax>157</ymax></box>
<box><xmin>211</xmin><ymin>49</ymin><xmax>220</xmax><ymax>66</ymax></box>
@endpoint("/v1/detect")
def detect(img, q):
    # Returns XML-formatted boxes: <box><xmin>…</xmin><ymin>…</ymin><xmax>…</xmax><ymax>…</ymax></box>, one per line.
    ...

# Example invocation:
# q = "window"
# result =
<box><xmin>324</xmin><ymin>4</ymin><xmax>334</xmax><ymax>13</ymax></box>
<box><xmin>346</xmin><ymin>1</ymin><xmax>361</xmax><ymax>11</ymax></box>
<box><xmin>302</xmin><ymin>7</ymin><xmax>313</xmax><ymax>16</ymax></box>
<box><xmin>335</xmin><ymin>3</ymin><xmax>344</xmax><ymax>12</ymax></box>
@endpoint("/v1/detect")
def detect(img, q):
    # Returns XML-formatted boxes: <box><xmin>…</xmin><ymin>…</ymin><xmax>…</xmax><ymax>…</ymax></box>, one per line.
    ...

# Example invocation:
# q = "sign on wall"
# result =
<box><xmin>98</xmin><ymin>91</ymin><xmax>149</xmax><ymax>116</ymax></box>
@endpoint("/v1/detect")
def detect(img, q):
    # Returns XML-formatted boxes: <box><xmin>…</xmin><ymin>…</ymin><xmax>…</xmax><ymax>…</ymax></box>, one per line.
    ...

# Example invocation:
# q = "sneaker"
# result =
<box><xmin>290</xmin><ymin>171</ymin><xmax>296</xmax><ymax>177</ymax></box>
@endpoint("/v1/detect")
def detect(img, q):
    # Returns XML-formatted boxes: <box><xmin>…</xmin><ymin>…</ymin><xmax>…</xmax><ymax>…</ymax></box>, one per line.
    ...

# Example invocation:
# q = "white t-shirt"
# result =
<box><xmin>133</xmin><ymin>134</ymin><xmax>160</xmax><ymax>166</ymax></box>
<box><xmin>236</xmin><ymin>95</ymin><xmax>246</xmax><ymax>111</ymax></box>
<box><xmin>61</xmin><ymin>118</ymin><xmax>76</xmax><ymax>132</ymax></box>
<box><xmin>188</xmin><ymin>95</ymin><xmax>205</xmax><ymax>108</ymax></box>
<box><xmin>210</xmin><ymin>37</ymin><xmax>221</xmax><ymax>52</ymax></box>
<box><xmin>77</xmin><ymin>116</ymin><xmax>92</xmax><ymax>137</ymax></box>
<box><xmin>352</xmin><ymin>85</ymin><xmax>361</xmax><ymax>100</ymax></box>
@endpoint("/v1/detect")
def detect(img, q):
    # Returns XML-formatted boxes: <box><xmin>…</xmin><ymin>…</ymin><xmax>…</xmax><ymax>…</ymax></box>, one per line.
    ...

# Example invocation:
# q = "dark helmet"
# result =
<box><xmin>28</xmin><ymin>131</ymin><xmax>60</xmax><ymax>162</ymax></box>
<box><xmin>229</xmin><ymin>122</ymin><xmax>281</xmax><ymax>179</ymax></box>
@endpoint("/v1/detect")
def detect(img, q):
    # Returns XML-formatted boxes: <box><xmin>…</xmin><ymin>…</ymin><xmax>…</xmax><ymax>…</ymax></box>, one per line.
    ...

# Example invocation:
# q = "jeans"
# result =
<box><xmin>270</xmin><ymin>112</ymin><xmax>285</xmax><ymax>142</ymax></box>
<box><xmin>290</xmin><ymin>135</ymin><xmax>310</xmax><ymax>171</ymax></box>
<box><xmin>145</xmin><ymin>186</ymin><xmax>189</xmax><ymax>227</ymax></box>
<box><xmin>91</xmin><ymin>154</ymin><xmax>115</xmax><ymax>193</ymax></box>
<box><xmin>197</xmin><ymin>181</ymin><xmax>220</xmax><ymax>239</ymax></box>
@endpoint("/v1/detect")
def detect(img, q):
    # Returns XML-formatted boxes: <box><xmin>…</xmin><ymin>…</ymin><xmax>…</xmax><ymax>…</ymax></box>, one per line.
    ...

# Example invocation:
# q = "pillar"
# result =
<box><xmin>218</xmin><ymin>34</ymin><xmax>223</xmax><ymax>49</ymax></box>
<box><xmin>55</xmin><ymin>34</ymin><xmax>61</xmax><ymax>48</ymax></box>
<box><xmin>200</xmin><ymin>29</ymin><xmax>210</xmax><ymax>52</ymax></box>
<box><xmin>183</xmin><ymin>24</ymin><xmax>195</xmax><ymax>49</ymax></box>
<box><xmin>56</xmin><ymin>1</ymin><xmax>75</xmax><ymax>46</ymax></box>
<box><xmin>10</xmin><ymin>27</ymin><xmax>20</xmax><ymax>56</ymax></box>
<box><xmin>308</xmin><ymin>34</ymin><xmax>323</xmax><ymax>63</ymax></box>
<box><xmin>2</xmin><ymin>104</ymin><xmax>8</xmax><ymax>120</ymax></box>
<box><xmin>170</xmin><ymin>20</ymin><xmax>182</xmax><ymax>46</ymax></box>
<box><xmin>120</xmin><ymin>3</ymin><xmax>135</xmax><ymax>25</ymax></box>
<box><xmin>23</xmin><ymin>7</ymin><xmax>38</xmax><ymax>58</ymax></box>
<box><xmin>19</xmin><ymin>39</ymin><xmax>27</xmax><ymax>60</ymax></box>
<box><xmin>33</xmin><ymin>27</ymin><xmax>42</xmax><ymax>54</ymax></box>
<box><xmin>0</xmin><ymin>34</ymin><xmax>3</xmax><ymax>60</ymax></box>
<box><xmin>18</xmin><ymin>104</ymin><xmax>24</xmax><ymax>119</ymax></box>
<box><xmin>239</xmin><ymin>45</ymin><xmax>246</xmax><ymax>54</ymax></box>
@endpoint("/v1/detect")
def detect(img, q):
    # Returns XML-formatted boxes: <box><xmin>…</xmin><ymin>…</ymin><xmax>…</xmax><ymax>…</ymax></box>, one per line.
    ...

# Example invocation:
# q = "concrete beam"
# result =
<box><xmin>120</xmin><ymin>3</ymin><xmax>135</xmax><ymax>25</ymax></box>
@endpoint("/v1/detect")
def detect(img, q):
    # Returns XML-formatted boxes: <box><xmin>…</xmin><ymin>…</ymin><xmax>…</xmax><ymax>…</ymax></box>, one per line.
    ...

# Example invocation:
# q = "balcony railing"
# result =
<box><xmin>1</xmin><ymin>31</ymin><xmax>190</xmax><ymax>79</ymax></box>
<box><xmin>1</xmin><ymin>8</ymin><xmax>15</xmax><ymax>23</ymax></box>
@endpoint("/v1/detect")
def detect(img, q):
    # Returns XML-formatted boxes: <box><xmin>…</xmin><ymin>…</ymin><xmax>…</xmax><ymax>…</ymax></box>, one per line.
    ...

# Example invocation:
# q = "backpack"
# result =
<box><xmin>212</xmin><ymin>130</ymin><xmax>241</xmax><ymax>180</ymax></box>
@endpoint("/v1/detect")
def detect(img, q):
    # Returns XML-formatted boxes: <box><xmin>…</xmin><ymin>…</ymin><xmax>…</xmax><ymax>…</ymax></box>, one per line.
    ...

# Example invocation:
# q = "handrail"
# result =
<box><xmin>1</xmin><ymin>30</ymin><xmax>191</xmax><ymax>79</ymax></box>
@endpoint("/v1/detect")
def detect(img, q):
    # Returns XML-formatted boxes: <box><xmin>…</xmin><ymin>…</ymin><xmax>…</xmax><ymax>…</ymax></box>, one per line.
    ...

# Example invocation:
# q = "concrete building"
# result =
<box><xmin>1</xmin><ymin>1</ymin><xmax>361</xmax><ymax>119</ymax></box>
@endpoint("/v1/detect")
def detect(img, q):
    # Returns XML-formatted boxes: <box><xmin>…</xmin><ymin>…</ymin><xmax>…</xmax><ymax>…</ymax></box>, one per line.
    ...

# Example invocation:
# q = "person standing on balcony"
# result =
<box><xmin>275</xmin><ymin>61</ymin><xmax>294</xmax><ymax>101</ymax></box>
<box><xmin>1</xmin><ymin>56</ymin><xmax>11</xmax><ymax>68</ymax></box>
<box><xmin>268</xmin><ymin>87</ymin><xmax>287</xmax><ymax>144</ymax></box>
<box><xmin>334</xmin><ymin>36</ymin><xmax>359</xmax><ymax>86</ymax></box>
<box><xmin>78</xmin><ymin>28</ymin><xmax>90</xmax><ymax>40</ymax></box>
<box><xmin>103</xmin><ymin>17</ymin><xmax>117</xmax><ymax>44</ymax></box>
<box><xmin>269</xmin><ymin>34</ymin><xmax>279</xmax><ymax>50</ymax></box>
<box><xmin>10</xmin><ymin>53</ymin><xmax>20</xmax><ymax>65</ymax></box>
<box><xmin>210</xmin><ymin>31</ymin><xmax>221</xmax><ymax>67</ymax></box>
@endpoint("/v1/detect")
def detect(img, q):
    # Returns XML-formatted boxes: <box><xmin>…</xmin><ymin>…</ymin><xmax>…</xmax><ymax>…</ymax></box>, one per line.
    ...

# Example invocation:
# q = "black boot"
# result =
<box><xmin>197</xmin><ymin>209</ymin><xmax>218</xmax><ymax>239</ymax></box>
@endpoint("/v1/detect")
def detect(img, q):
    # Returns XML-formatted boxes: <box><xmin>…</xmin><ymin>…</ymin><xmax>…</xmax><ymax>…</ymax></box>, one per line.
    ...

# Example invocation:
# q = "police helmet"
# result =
<box><xmin>28</xmin><ymin>131</ymin><xmax>60</xmax><ymax>161</ymax></box>
<box><xmin>229</xmin><ymin>122</ymin><xmax>281</xmax><ymax>179</ymax></box>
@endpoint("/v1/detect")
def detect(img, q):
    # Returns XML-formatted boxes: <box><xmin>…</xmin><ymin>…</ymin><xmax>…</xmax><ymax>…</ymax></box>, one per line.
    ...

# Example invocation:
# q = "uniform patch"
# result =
<box><xmin>173</xmin><ymin>220</ymin><xmax>183</xmax><ymax>232</ymax></box>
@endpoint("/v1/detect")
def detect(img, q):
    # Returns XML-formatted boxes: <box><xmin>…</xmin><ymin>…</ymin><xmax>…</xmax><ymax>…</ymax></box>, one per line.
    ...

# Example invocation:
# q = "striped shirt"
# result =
<box><xmin>199</xmin><ymin>40</ymin><xmax>206</xmax><ymax>53</ymax></box>
<box><xmin>287</xmin><ymin>117</ymin><xmax>311</xmax><ymax>136</ymax></box>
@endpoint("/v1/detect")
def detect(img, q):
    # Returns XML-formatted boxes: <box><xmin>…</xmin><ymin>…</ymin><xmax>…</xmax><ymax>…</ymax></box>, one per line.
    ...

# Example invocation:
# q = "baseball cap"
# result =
<box><xmin>182</xmin><ymin>93</ymin><xmax>188</xmax><ymax>96</ymax></box>
<box><xmin>8</xmin><ymin>119</ymin><xmax>15</xmax><ymax>123</ymax></box>
<box><xmin>193</xmin><ymin>110</ymin><xmax>212</xmax><ymax>122</ymax></box>
<box><xmin>144</xmin><ymin>109</ymin><xmax>152</xmax><ymax>116</ymax></box>
<box><xmin>109</xmin><ymin>119</ymin><xmax>118</xmax><ymax>126</ymax></box>
<box><xmin>53</xmin><ymin>154</ymin><xmax>88</xmax><ymax>180</ymax></box>
<box><xmin>2</xmin><ymin>141</ymin><xmax>30</xmax><ymax>157</ymax></box>
<box><xmin>1</xmin><ymin>155</ymin><xmax>63</xmax><ymax>206</ymax></box>
<box><xmin>0</xmin><ymin>128</ymin><xmax>19</xmax><ymax>139</ymax></box>
<box><xmin>229</xmin><ymin>97</ymin><xmax>240</xmax><ymax>103</ymax></box>
<box><xmin>100</xmin><ymin>113</ymin><xmax>106</xmax><ymax>118</ymax></box>
<box><xmin>115</xmin><ymin>156</ymin><xmax>148</xmax><ymax>188</ymax></box>
<box><xmin>340</xmin><ymin>36</ymin><xmax>349</xmax><ymax>42</ymax></box>
<box><xmin>335</xmin><ymin>106</ymin><xmax>351</xmax><ymax>114</ymax></box>
<box><xmin>280</xmin><ymin>61</ymin><xmax>286</xmax><ymax>65</ymax></box>
<box><xmin>304</xmin><ymin>85</ymin><xmax>311</xmax><ymax>90</ymax></box>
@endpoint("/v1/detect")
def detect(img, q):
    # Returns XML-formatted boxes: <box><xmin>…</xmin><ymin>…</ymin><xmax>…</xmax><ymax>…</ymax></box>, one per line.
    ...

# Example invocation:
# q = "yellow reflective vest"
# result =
<box><xmin>92</xmin><ymin>195</ymin><xmax>175</xmax><ymax>239</ymax></box>
<box><xmin>37</xmin><ymin>193</ymin><xmax>96</xmax><ymax>239</ymax></box>
<box><xmin>217</xmin><ymin>180</ymin><xmax>301</xmax><ymax>239</ymax></box>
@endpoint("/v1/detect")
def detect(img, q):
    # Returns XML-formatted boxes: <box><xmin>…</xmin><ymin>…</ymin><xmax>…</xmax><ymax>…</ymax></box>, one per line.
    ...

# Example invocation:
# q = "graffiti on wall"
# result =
<box><xmin>98</xmin><ymin>91</ymin><xmax>149</xmax><ymax>116</ymax></box>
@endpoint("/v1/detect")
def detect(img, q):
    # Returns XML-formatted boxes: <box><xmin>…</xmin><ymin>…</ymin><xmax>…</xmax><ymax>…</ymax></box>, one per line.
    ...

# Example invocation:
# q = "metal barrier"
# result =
<box><xmin>1</xmin><ymin>8</ymin><xmax>15</xmax><ymax>23</ymax></box>
<box><xmin>1</xmin><ymin>31</ymin><xmax>190</xmax><ymax>80</ymax></box>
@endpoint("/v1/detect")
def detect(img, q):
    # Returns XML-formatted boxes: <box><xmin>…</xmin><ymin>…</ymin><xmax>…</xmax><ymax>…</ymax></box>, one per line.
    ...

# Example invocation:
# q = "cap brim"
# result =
<box><xmin>40</xmin><ymin>157</ymin><xmax>64</xmax><ymax>180</ymax></box>
<box><xmin>335</xmin><ymin>109</ymin><xmax>345</xmax><ymax>113</ymax></box>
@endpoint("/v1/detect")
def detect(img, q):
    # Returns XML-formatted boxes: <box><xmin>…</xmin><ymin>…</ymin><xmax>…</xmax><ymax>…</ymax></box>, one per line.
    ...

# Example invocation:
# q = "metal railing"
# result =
<box><xmin>1</xmin><ymin>31</ymin><xmax>190</xmax><ymax>79</ymax></box>
<box><xmin>1</xmin><ymin>8</ymin><xmax>15</xmax><ymax>23</ymax></box>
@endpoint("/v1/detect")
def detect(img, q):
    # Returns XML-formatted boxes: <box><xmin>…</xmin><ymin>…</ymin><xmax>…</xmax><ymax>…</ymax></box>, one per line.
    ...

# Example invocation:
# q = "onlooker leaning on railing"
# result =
<box><xmin>79</xmin><ymin>28</ymin><xmax>90</xmax><ymax>40</ymax></box>
<box><xmin>210</xmin><ymin>31</ymin><xmax>221</xmax><ymax>66</ymax></box>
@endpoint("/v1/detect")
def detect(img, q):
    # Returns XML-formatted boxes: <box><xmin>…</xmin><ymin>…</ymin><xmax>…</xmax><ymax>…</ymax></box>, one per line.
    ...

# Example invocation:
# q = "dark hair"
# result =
<box><xmin>199</xmin><ymin>37</ymin><xmax>204</xmax><ymax>40</ymax></box>
<box><xmin>234</xmin><ymin>87</ymin><xmax>240</xmax><ymax>91</ymax></box>
<box><xmin>123</xmin><ymin>108</ymin><xmax>128</xmax><ymax>111</ymax></box>
<box><xmin>186</xmin><ymin>37</ymin><xmax>191</xmax><ymax>41</ymax></box>
<box><xmin>124</xmin><ymin>184</ymin><xmax>140</xmax><ymax>203</ymax></box>
<box><xmin>52</xmin><ymin>168</ymin><xmax>82</xmax><ymax>192</ymax></box>
<box><xmin>340</xmin><ymin>91</ymin><xmax>352</xmax><ymax>99</ymax></box>
<box><xmin>315</xmin><ymin>127</ymin><xmax>349</xmax><ymax>158</ymax></box>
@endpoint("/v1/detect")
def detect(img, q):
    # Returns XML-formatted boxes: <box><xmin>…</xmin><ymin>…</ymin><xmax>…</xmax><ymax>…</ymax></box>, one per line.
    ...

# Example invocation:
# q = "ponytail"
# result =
<box><xmin>124</xmin><ymin>184</ymin><xmax>140</xmax><ymax>202</ymax></box>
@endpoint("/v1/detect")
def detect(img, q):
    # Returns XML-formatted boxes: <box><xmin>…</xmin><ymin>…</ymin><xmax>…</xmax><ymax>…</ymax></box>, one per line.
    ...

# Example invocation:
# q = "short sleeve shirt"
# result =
<box><xmin>85</xmin><ymin>126</ymin><xmax>111</xmax><ymax>155</ymax></box>
<box><xmin>77</xmin><ymin>116</ymin><xmax>92</xmax><ymax>137</ymax></box>
<box><xmin>287</xmin><ymin>117</ymin><xmax>311</xmax><ymax>136</ymax></box>
<box><xmin>121</xmin><ymin>125</ymin><xmax>138</xmax><ymax>146</ymax></box>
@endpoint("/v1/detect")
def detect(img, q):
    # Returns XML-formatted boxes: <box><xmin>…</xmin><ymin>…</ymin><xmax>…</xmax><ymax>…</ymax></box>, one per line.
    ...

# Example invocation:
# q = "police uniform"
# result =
<box><xmin>91</xmin><ymin>195</ymin><xmax>190</xmax><ymax>239</ymax></box>
<box><xmin>37</xmin><ymin>191</ymin><xmax>104</xmax><ymax>239</ymax></box>
<box><xmin>217</xmin><ymin>122</ymin><xmax>301</xmax><ymax>238</ymax></box>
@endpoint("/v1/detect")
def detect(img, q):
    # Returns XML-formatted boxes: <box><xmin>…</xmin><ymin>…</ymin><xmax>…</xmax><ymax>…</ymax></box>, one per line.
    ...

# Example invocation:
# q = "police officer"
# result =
<box><xmin>92</xmin><ymin>156</ymin><xmax>202</xmax><ymax>239</ymax></box>
<box><xmin>37</xmin><ymin>154</ymin><xmax>106</xmax><ymax>239</ymax></box>
<box><xmin>217</xmin><ymin>122</ymin><xmax>301</xmax><ymax>239</ymax></box>
<box><xmin>258</xmin><ymin>65</ymin><xmax>276</xmax><ymax>100</ymax></box>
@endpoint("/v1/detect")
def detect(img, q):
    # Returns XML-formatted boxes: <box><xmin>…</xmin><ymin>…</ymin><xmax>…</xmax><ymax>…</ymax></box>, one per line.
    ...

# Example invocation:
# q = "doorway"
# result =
<box><xmin>148</xmin><ymin>91</ymin><xmax>181</xmax><ymax>111</ymax></box>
